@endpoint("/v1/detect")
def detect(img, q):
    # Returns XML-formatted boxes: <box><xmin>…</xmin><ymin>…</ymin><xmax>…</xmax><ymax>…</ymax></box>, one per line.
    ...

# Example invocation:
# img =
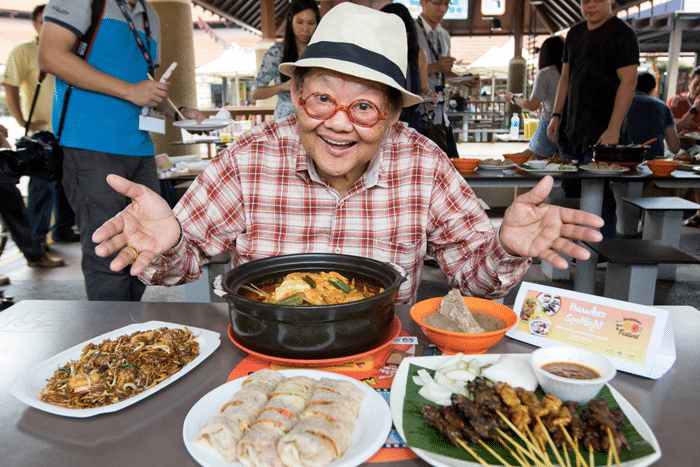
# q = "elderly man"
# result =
<box><xmin>92</xmin><ymin>3</ymin><xmax>603</xmax><ymax>305</ymax></box>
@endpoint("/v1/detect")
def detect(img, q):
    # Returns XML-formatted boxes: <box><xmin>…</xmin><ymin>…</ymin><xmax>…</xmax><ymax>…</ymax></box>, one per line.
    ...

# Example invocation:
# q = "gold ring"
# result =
<box><xmin>125</xmin><ymin>246</ymin><xmax>139</xmax><ymax>263</ymax></box>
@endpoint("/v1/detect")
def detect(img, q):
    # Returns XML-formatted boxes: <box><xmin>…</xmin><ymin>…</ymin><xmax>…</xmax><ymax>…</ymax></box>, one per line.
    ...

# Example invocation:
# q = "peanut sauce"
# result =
<box><xmin>541</xmin><ymin>362</ymin><xmax>601</xmax><ymax>380</ymax></box>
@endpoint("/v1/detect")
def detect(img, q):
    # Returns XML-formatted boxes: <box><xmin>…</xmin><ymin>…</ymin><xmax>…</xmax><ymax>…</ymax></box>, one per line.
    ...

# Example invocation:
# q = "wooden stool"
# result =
<box><xmin>622</xmin><ymin>197</ymin><xmax>700</xmax><ymax>280</ymax></box>
<box><xmin>583</xmin><ymin>239</ymin><xmax>700</xmax><ymax>305</ymax></box>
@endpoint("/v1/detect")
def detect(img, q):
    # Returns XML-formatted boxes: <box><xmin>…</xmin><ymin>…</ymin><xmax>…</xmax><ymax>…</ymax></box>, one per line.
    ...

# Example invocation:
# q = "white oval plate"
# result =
<box><xmin>518</xmin><ymin>163</ymin><xmax>578</xmax><ymax>173</ymax></box>
<box><xmin>174</xmin><ymin>118</ymin><xmax>234</xmax><ymax>132</ymax></box>
<box><xmin>579</xmin><ymin>167</ymin><xmax>629</xmax><ymax>175</ymax></box>
<box><xmin>390</xmin><ymin>354</ymin><xmax>661</xmax><ymax>467</ymax></box>
<box><xmin>9</xmin><ymin>321</ymin><xmax>220</xmax><ymax>418</ymax></box>
<box><xmin>184</xmin><ymin>369</ymin><xmax>392</xmax><ymax>467</ymax></box>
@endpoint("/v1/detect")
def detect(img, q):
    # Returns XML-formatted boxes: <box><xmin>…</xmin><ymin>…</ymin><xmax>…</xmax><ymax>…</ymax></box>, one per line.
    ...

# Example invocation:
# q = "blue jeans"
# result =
<box><xmin>529</xmin><ymin>118</ymin><xmax>559</xmax><ymax>158</ymax></box>
<box><xmin>559</xmin><ymin>149</ymin><xmax>617</xmax><ymax>240</ymax></box>
<box><xmin>27</xmin><ymin>178</ymin><xmax>76</xmax><ymax>242</ymax></box>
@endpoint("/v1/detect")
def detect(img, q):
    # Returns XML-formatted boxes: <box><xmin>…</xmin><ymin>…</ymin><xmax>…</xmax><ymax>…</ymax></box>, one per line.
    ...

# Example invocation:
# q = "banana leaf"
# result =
<box><xmin>401</xmin><ymin>364</ymin><xmax>657</xmax><ymax>466</ymax></box>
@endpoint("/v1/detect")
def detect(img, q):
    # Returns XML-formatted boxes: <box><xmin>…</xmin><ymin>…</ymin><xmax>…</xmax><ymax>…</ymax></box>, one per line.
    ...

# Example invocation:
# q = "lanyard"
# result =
<box><xmin>116</xmin><ymin>0</ymin><xmax>154</xmax><ymax>76</ymax></box>
<box><xmin>417</xmin><ymin>17</ymin><xmax>444</xmax><ymax>87</ymax></box>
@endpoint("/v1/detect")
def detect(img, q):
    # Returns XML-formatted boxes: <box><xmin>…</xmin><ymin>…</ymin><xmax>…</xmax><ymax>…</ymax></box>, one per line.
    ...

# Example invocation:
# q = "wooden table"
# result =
<box><xmin>1</xmin><ymin>300</ymin><xmax>698</xmax><ymax>466</ymax></box>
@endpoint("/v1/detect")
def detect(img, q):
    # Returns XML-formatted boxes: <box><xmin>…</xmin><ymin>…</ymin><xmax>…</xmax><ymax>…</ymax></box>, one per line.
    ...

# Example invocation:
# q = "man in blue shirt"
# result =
<box><xmin>39</xmin><ymin>0</ymin><xmax>203</xmax><ymax>300</ymax></box>
<box><xmin>626</xmin><ymin>72</ymin><xmax>680</xmax><ymax>160</ymax></box>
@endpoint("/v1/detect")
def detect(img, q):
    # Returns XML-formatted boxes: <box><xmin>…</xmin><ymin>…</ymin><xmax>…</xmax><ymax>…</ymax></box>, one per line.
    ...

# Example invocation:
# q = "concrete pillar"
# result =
<box><xmin>149</xmin><ymin>0</ymin><xmax>200</xmax><ymax>158</ymax></box>
<box><xmin>665</xmin><ymin>13</ymin><xmax>682</xmax><ymax>101</ymax></box>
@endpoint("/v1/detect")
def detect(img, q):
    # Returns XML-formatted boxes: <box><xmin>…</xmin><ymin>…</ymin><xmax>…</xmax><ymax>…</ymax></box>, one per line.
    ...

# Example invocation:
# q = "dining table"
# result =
<box><xmin>462</xmin><ymin>164</ymin><xmax>700</xmax><ymax>293</ymax></box>
<box><xmin>1</xmin><ymin>299</ymin><xmax>699</xmax><ymax>467</ymax></box>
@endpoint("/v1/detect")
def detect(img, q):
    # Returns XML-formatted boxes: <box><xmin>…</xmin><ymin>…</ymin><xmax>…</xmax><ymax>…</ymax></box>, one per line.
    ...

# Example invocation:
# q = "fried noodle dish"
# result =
<box><xmin>40</xmin><ymin>327</ymin><xmax>200</xmax><ymax>409</ymax></box>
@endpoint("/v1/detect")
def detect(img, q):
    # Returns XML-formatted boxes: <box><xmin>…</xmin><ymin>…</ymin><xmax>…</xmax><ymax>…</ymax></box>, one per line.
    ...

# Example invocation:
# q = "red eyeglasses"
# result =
<box><xmin>298</xmin><ymin>86</ymin><xmax>387</xmax><ymax>128</ymax></box>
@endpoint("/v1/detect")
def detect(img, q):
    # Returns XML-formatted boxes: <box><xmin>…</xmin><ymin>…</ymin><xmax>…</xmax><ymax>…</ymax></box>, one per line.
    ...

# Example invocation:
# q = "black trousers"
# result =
<box><xmin>0</xmin><ymin>181</ymin><xmax>46</xmax><ymax>262</ymax></box>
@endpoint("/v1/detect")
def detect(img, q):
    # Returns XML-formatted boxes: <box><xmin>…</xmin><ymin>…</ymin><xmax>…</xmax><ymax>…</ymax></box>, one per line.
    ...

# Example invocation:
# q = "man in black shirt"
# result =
<box><xmin>547</xmin><ymin>0</ymin><xmax>639</xmax><ymax>239</ymax></box>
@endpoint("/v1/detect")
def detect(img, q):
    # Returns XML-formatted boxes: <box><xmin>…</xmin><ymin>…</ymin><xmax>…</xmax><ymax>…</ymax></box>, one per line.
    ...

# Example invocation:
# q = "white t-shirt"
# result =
<box><xmin>529</xmin><ymin>65</ymin><xmax>560</xmax><ymax>121</ymax></box>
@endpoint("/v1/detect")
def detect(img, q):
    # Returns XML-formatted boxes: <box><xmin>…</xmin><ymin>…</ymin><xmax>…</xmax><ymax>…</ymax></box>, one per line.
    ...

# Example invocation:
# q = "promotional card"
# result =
<box><xmin>507</xmin><ymin>282</ymin><xmax>676</xmax><ymax>379</ymax></box>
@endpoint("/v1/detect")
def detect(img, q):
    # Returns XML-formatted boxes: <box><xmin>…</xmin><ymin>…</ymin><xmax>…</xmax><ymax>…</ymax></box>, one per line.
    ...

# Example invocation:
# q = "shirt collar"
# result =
<box><xmin>293</xmin><ymin>139</ymin><xmax>387</xmax><ymax>195</ymax></box>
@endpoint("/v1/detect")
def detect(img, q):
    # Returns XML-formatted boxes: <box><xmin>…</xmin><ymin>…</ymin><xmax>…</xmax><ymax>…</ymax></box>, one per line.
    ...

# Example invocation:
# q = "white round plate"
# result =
<box><xmin>479</xmin><ymin>163</ymin><xmax>516</xmax><ymax>170</ymax></box>
<box><xmin>183</xmin><ymin>369</ymin><xmax>392</xmax><ymax>467</ymax></box>
<box><xmin>579</xmin><ymin>167</ymin><xmax>629</xmax><ymax>175</ymax></box>
<box><xmin>173</xmin><ymin>118</ymin><xmax>234</xmax><ymax>132</ymax></box>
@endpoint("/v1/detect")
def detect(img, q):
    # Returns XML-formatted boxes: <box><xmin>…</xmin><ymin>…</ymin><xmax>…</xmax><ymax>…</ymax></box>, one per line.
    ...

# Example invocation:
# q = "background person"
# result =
<box><xmin>380</xmin><ymin>2</ymin><xmax>434</xmax><ymax>132</ymax></box>
<box><xmin>0</xmin><ymin>124</ymin><xmax>66</xmax><ymax>274</ymax></box>
<box><xmin>251</xmin><ymin>0</ymin><xmax>320</xmax><ymax>120</ymax></box>
<box><xmin>504</xmin><ymin>35</ymin><xmax>564</xmax><ymax>160</ymax></box>
<box><xmin>667</xmin><ymin>66</ymin><xmax>700</xmax><ymax>227</ymax></box>
<box><xmin>39</xmin><ymin>0</ymin><xmax>204</xmax><ymax>301</ymax></box>
<box><xmin>2</xmin><ymin>4</ymin><xmax>78</xmax><ymax>250</ymax></box>
<box><xmin>91</xmin><ymin>3</ymin><xmax>604</xmax><ymax>306</ymax></box>
<box><xmin>546</xmin><ymin>0</ymin><xmax>639</xmax><ymax>239</ymax></box>
<box><xmin>626</xmin><ymin>72</ymin><xmax>680</xmax><ymax>160</ymax></box>
<box><xmin>415</xmin><ymin>0</ymin><xmax>459</xmax><ymax>158</ymax></box>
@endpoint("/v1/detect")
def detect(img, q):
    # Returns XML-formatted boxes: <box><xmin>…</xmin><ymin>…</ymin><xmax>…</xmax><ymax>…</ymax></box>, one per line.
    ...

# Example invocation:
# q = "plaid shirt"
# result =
<box><xmin>143</xmin><ymin>116</ymin><xmax>530</xmax><ymax>304</ymax></box>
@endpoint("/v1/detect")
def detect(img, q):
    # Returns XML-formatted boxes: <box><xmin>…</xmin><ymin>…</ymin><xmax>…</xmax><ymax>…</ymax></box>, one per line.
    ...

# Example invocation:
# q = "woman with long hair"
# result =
<box><xmin>252</xmin><ymin>0</ymin><xmax>320</xmax><ymax>119</ymax></box>
<box><xmin>504</xmin><ymin>35</ymin><xmax>565</xmax><ymax>158</ymax></box>
<box><xmin>380</xmin><ymin>2</ymin><xmax>433</xmax><ymax>132</ymax></box>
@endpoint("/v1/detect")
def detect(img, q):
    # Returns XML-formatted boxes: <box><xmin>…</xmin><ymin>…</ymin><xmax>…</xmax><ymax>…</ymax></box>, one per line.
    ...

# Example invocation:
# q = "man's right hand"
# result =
<box><xmin>92</xmin><ymin>174</ymin><xmax>182</xmax><ymax>275</ymax></box>
<box><xmin>128</xmin><ymin>80</ymin><xmax>169</xmax><ymax>107</ymax></box>
<box><xmin>433</xmin><ymin>56</ymin><xmax>456</xmax><ymax>75</ymax></box>
<box><xmin>547</xmin><ymin>117</ymin><xmax>559</xmax><ymax>143</ymax></box>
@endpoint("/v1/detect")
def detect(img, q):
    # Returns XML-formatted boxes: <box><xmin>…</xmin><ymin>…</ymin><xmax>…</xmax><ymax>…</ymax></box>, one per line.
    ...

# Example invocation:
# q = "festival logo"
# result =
<box><xmin>616</xmin><ymin>317</ymin><xmax>644</xmax><ymax>339</ymax></box>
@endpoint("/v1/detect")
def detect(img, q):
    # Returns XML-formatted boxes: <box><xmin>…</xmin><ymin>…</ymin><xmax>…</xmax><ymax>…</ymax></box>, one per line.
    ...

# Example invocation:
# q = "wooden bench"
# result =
<box><xmin>622</xmin><ymin>197</ymin><xmax>700</xmax><ymax>280</ymax></box>
<box><xmin>582</xmin><ymin>239</ymin><xmax>700</xmax><ymax>305</ymax></box>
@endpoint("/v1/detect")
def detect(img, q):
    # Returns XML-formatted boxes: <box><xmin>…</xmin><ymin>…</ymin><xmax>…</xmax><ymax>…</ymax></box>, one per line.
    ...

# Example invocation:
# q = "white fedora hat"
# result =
<box><xmin>278</xmin><ymin>2</ymin><xmax>423</xmax><ymax>108</ymax></box>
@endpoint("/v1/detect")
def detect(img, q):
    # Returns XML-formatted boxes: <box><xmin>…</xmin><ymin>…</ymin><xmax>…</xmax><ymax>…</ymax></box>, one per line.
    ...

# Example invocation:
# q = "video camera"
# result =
<box><xmin>0</xmin><ymin>130</ymin><xmax>63</xmax><ymax>181</ymax></box>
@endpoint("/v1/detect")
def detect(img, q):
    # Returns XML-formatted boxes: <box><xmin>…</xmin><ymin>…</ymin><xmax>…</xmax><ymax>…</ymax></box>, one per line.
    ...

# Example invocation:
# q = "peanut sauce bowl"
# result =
<box><xmin>530</xmin><ymin>345</ymin><xmax>616</xmax><ymax>403</ymax></box>
<box><xmin>220</xmin><ymin>253</ymin><xmax>406</xmax><ymax>360</ymax></box>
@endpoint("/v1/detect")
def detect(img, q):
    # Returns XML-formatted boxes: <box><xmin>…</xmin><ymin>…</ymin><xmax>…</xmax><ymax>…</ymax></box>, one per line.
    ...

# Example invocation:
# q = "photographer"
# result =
<box><xmin>2</xmin><ymin>4</ymin><xmax>78</xmax><ymax>251</ymax></box>
<box><xmin>0</xmin><ymin>125</ymin><xmax>65</xmax><ymax>276</ymax></box>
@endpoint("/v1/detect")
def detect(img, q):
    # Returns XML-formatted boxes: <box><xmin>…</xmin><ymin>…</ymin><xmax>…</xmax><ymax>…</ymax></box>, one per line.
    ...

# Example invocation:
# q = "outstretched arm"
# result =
<box><xmin>92</xmin><ymin>175</ymin><xmax>182</xmax><ymax>275</ymax></box>
<box><xmin>499</xmin><ymin>176</ymin><xmax>604</xmax><ymax>269</ymax></box>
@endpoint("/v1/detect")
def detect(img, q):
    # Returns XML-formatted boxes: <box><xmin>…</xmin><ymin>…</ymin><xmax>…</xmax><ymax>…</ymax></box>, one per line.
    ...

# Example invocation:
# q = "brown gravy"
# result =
<box><xmin>423</xmin><ymin>310</ymin><xmax>505</xmax><ymax>333</ymax></box>
<box><xmin>541</xmin><ymin>362</ymin><xmax>600</xmax><ymax>380</ymax></box>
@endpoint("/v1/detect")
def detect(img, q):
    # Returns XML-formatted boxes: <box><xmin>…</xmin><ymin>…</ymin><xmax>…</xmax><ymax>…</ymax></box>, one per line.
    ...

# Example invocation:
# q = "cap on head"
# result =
<box><xmin>278</xmin><ymin>2</ymin><xmax>423</xmax><ymax>108</ymax></box>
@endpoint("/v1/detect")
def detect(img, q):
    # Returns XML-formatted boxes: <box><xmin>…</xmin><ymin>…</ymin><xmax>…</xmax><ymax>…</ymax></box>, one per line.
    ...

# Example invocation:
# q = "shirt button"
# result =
<box><xmin>335</xmin><ymin>247</ymin><xmax>341</xmax><ymax>254</ymax></box>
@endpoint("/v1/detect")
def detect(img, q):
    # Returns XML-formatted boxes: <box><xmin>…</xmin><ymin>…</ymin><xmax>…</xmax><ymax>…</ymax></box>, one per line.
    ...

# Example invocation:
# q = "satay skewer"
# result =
<box><xmin>562</xmin><ymin>441</ymin><xmax>572</xmax><ymax>467</ymax></box>
<box><xmin>455</xmin><ymin>438</ymin><xmax>490</xmax><ymax>467</ymax></box>
<box><xmin>498</xmin><ymin>437</ymin><xmax>529</xmax><ymax>467</ymax></box>
<box><xmin>477</xmin><ymin>439</ymin><xmax>513</xmax><ymax>467</ymax></box>
<box><xmin>535</xmin><ymin>416</ymin><xmax>566</xmax><ymax>467</ymax></box>
<box><xmin>496</xmin><ymin>428</ymin><xmax>546</xmax><ymax>466</ymax></box>
<box><xmin>560</xmin><ymin>425</ymin><xmax>589</xmax><ymax>467</ymax></box>
<box><xmin>606</xmin><ymin>426</ymin><xmax>621</xmax><ymax>467</ymax></box>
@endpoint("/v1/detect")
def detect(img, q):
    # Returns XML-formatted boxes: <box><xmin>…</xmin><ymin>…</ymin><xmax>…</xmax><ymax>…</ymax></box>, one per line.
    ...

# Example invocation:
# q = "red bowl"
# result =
<box><xmin>410</xmin><ymin>297</ymin><xmax>517</xmax><ymax>354</ymax></box>
<box><xmin>503</xmin><ymin>153</ymin><xmax>530</xmax><ymax>165</ymax></box>
<box><xmin>646</xmin><ymin>160</ymin><xmax>680</xmax><ymax>177</ymax></box>
<box><xmin>452</xmin><ymin>158</ymin><xmax>480</xmax><ymax>174</ymax></box>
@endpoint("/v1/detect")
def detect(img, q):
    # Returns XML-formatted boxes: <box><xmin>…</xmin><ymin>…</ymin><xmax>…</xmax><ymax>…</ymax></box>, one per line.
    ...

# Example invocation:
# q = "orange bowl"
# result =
<box><xmin>452</xmin><ymin>158</ymin><xmax>480</xmax><ymax>174</ymax></box>
<box><xmin>503</xmin><ymin>153</ymin><xmax>530</xmax><ymax>164</ymax></box>
<box><xmin>410</xmin><ymin>296</ymin><xmax>517</xmax><ymax>354</ymax></box>
<box><xmin>646</xmin><ymin>160</ymin><xmax>680</xmax><ymax>177</ymax></box>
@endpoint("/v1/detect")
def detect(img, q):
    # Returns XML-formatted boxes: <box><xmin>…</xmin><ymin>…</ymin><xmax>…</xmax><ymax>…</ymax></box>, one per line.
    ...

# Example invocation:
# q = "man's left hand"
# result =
<box><xmin>499</xmin><ymin>176</ymin><xmax>604</xmax><ymax>269</ymax></box>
